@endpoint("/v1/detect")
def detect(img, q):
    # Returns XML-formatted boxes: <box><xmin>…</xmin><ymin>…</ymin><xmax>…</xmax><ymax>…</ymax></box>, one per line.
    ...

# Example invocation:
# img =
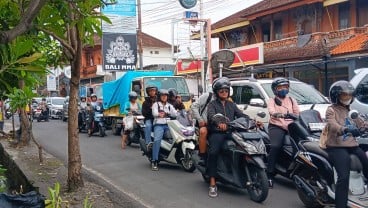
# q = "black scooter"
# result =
<box><xmin>293</xmin><ymin>110</ymin><xmax>368</xmax><ymax>208</ymax></box>
<box><xmin>87</xmin><ymin>103</ymin><xmax>106</xmax><ymax>137</ymax></box>
<box><xmin>192</xmin><ymin>113</ymin><xmax>269</xmax><ymax>203</ymax></box>
<box><xmin>37</xmin><ymin>108</ymin><xmax>49</xmax><ymax>122</ymax></box>
<box><xmin>78</xmin><ymin>109</ymin><xmax>88</xmax><ymax>133</ymax></box>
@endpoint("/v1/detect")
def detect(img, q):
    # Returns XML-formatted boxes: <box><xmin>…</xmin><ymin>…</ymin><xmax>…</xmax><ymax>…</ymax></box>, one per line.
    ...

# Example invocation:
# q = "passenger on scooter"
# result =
<box><xmin>88</xmin><ymin>94</ymin><xmax>99</xmax><ymax>134</ymax></box>
<box><xmin>78</xmin><ymin>96</ymin><xmax>88</xmax><ymax>131</ymax></box>
<box><xmin>207</xmin><ymin>77</ymin><xmax>252</xmax><ymax>198</ymax></box>
<box><xmin>121</xmin><ymin>91</ymin><xmax>141</xmax><ymax>149</ymax></box>
<box><xmin>142</xmin><ymin>85</ymin><xmax>157</xmax><ymax>146</ymax></box>
<box><xmin>325</xmin><ymin>80</ymin><xmax>368</xmax><ymax>208</ymax></box>
<box><xmin>267</xmin><ymin>77</ymin><xmax>300</xmax><ymax>188</ymax></box>
<box><xmin>151</xmin><ymin>89</ymin><xmax>177</xmax><ymax>171</ymax></box>
<box><xmin>191</xmin><ymin>82</ymin><xmax>216</xmax><ymax>163</ymax></box>
<box><xmin>39</xmin><ymin>98</ymin><xmax>49</xmax><ymax>119</ymax></box>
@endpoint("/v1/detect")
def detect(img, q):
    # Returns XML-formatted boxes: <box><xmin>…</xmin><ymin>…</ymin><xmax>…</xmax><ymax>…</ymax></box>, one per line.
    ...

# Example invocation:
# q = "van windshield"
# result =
<box><xmin>262</xmin><ymin>82</ymin><xmax>329</xmax><ymax>104</ymax></box>
<box><xmin>143</xmin><ymin>77</ymin><xmax>190</xmax><ymax>96</ymax></box>
<box><xmin>51</xmin><ymin>98</ymin><xmax>65</xmax><ymax>105</ymax></box>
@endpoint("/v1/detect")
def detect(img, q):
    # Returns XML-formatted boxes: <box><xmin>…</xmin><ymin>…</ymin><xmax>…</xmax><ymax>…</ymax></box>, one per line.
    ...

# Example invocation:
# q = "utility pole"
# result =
<box><xmin>199</xmin><ymin>0</ymin><xmax>205</xmax><ymax>89</ymax></box>
<box><xmin>137</xmin><ymin>0</ymin><xmax>143</xmax><ymax>70</ymax></box>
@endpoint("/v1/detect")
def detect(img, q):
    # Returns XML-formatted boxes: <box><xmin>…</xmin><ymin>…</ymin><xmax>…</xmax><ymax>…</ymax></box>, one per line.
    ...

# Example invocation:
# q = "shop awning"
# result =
<box><xmin>212</xmin><ymin>21</ymin><xmax>250</xmax><ymax>35</ymax></box>
<box><xmin>323</xmin><ymin>0</ymin><xmax>348</xmax><ymax>7</ymax></box>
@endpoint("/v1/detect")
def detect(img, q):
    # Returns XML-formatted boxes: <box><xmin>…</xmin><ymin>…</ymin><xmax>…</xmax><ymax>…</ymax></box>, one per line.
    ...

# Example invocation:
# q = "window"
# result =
<box><xmin>339</xmin><ymin>3</ymin><xmax>350</xmax><ymax>29</ymax></box>
<box><xmin>274</xmin><ymin>20</ymin><xmax>283</xmax><ymax>40</ymax></box>
<box><xmin>154</xmin><ymin>51</ymin><xmax>159</xmax><ymax>54</ymax></box>
<box><xmin>301</xmin><ymin>20</ymin><xmax>312</xmax><ymax>35</ymax></box>
<box><xmin>231</xmin><ymin>84</ymin><xmax>264</xmax><ymax>105</ymax></box>
<box><xmin>357</xmin><ymin>0</ymin><xmax>368</xmax><ymax>27</ymax></box>
<box><xmin>224</xmin><ymin>29</ymin><xmax>246</xmax><ymax>48</ymax></box>
<box><xmin>262</xmin><ymin>23</ymin><xmax>270</xmax><ymax>42</ymax></box>
<box><xmin>355</xmin><ymin>75</ymin><xmax>368</xmax><ymax>104</ymax></box>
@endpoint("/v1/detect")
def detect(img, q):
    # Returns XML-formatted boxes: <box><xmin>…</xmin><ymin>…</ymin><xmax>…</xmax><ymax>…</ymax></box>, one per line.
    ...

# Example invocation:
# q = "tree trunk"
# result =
<box><xmin>18</xmin><ymin>80</ymin><xmax>31</xmax><ymax>146</ymax></box>
<box><xmin>67</xmin><ymin>20</ymin><xmax>83</xmax><ymax>191</ymax></box>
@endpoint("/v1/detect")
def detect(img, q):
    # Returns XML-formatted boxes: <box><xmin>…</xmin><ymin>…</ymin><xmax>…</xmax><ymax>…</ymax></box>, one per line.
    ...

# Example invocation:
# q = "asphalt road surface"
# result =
<box><xmin>33</xmin><ymin>119</ymin><xmax>307</xmax><ymax>208</ymax></box>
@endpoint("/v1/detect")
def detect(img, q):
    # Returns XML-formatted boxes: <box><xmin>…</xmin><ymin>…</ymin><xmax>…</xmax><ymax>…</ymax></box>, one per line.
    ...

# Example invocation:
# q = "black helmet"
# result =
<box><xmin>145</xmin><ymin>85</ymin><xmax>157</xmax><ymax>95</ymax></box>
<box><xmin>168</xmin><ymin>88</ymin><xmax>178</xmax><ymax>98</ymax></box>
<box><xmin>212</xmin><ymin>77</ymin><xmax>231</xmax><ymax>97</ymax></box>
<box><xmin>80</xmin><ymin>96</ymin><xmax>86</xmax><ymax>101</ymax></box>
<box><xmin>329</xmin><ymin>80</ymin><xmax>355</xmax><ymax>104</ymax></box>
<box><xmin>158</xmin><ymin>89</ymin><xmax>169</xmax><ymax>97</ymax></box>
<box><xmin>128</xmin><ymin>91</ymin><xmax>138</xmax><ymax>100</ymax></box>
<box><xmin>271</xmin><ymin>77</ymin><xmax>290</xmax><ymax>95</ymax></box>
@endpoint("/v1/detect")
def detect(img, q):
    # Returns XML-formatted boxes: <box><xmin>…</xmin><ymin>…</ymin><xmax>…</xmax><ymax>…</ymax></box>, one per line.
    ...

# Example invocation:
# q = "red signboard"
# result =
<box><xmin>176</xmin><ymin>59</ymin><xmax>202</xmax><ymax>75</ymax></box>
<box><xmin>230</xmin><ymin>43</ymin><xmax>264</xmax><ymax>67</ymax></box>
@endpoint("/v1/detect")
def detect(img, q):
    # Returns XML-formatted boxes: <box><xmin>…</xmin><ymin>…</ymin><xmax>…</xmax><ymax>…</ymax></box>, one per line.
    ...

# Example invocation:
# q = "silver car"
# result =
<box><xmin>47</xmin><ymin>97</ymin><xmax>65</xmax><ymax>119</ymax></box>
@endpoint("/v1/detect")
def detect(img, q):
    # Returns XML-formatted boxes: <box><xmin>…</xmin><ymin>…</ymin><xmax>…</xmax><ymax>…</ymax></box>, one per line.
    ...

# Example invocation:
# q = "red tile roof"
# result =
<box><xmin>212</xmin><ymin>0</ymin><xmax>301</xmax><ymax>30</ymax></box>
<box><xmin>330</xmin><ymin>33</ymin><xmax>368</xmax><ymax>55</ymax></box>
<box><xmin>141</xmin><ymin>32</ymin><xmax>171</xmax><ymax>48</ymax></box>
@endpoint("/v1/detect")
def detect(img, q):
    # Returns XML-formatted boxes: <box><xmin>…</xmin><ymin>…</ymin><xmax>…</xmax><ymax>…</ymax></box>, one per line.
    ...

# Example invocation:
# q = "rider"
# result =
<box><xmin>325</xmin><ymin>80</ymin><xmax>368</xmax><ymax>208</ymax></box>
<box><xmin>151</xmin><ymin>89</ymin><xmax>177</xmax><ymax>171</ymax></box>
<box><xmin>121</xmin><ymin>91</ymin><xmax>141</xmax><ymax>149</ymax></box>
<box><xmin>78</xmin><ymin>96</ymin><xmax>88</xmax><ymax>129</ymax></box>
<box><xmin>267</xmin><ymin>77</ymin><xmax>300</xmax><ymax>188</ymax></box>
<box><xmin>142</xmin><ymin>85</ymin><xmax>158</xmax><ymax>145</ymax></box>
<box><xmin>207</xmin><ymin>77</ymin><xmax>251</xmax><ymax>198</ymax></box>
<box><xmin>191</xmin><ymin>81</ymin><xmax>217</xmax><ymax>163</ymax></box>
<box><xmin>39</xmin><ymin>98</ymin><xmax>49</xmax><ymax>119</ymax></box>
<box><xmin>88</xmin><ymin>94</ymin><xmax>99</xmax><ymax>135</ymax></box>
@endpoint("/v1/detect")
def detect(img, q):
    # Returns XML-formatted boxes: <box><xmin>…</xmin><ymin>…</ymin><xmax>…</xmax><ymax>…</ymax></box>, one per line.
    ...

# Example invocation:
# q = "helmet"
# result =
<box><xmin>80</xmin><ymin>96</ymin><xmax>86</xmax><ymax>101</ymax></box>
<box><xmin>91</xmin><ymin>94</ymin><xmax>97</xmax><ymax>98</ymax></box>
<box><xmin>168</xmin><ymin>88</ymin><xmax>178</xmax><ymax>98</ymax></box>
<box><xmin>271</xmin><ymin>77</ymin><xmax>290</xmax><ymax>95</ymax></box>
<box><xmin>145</xmin><ymin>85</ymin><xmax>157</xmax><ymax>95</ymax></box>
<box><xmin>128</xmin><ymin>91</ymin><xmax>138</xmax><ymax>100</ymax></box>
<box><xmin>329</xmin><ymin>80</ymin><xmax>355</xmax><ymax>104</ymax></box>
<box><xmin>212</xmin><ymin>77</ymin><xmax>231</xmax><ymax>96</ymax></box>
<box><xmin>158</xmin><ymin>89</ymin><xmax>169</xmax><ymax>97</ymax></box>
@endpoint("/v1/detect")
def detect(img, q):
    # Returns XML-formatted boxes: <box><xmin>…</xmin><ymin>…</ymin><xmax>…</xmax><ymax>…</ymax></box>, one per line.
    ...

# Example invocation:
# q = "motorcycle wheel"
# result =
<box><xmin>99</xmin><ymin>127</ymin><xmax>105</xmax><ymax>137</ymax></box>
<box><xmin>246</xmin><ymin>165</ymin><xmax>268</xmax><ymax>203</ymax></box>
<box><xmin>181</xmin><ymin>150</ymin><xmax>196</xmax><ymax>172</ymax></box>
<box><xmin>296</xmin><ymin>187</ymin><xmax>323</xmax><ymax>208</ymax></box>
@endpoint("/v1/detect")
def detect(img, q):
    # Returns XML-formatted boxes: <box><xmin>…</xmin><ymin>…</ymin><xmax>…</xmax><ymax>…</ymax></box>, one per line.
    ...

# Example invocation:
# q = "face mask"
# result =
<box><xmin>277</xmin><ymin>89</ymin><xmax>289</xmax><ymax>98</ymax></box>
<box><xmin>339</xmin><ymin>99</ymin><xmax>351</xmax><ymax>106</ymax></box>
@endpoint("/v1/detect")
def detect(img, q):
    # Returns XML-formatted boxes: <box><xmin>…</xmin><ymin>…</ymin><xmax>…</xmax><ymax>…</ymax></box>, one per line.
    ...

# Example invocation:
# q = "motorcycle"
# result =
<box><xmin>37</xmin><ymin>107</ymin><xmax>49</xmax><ymax>122</ymax></box>
<box><xmin>124</xmin><ymin>111</ymin><xmax>145</xmax><ymax>146</ymax></box>
<box><xmin>192</xmin><ymin>113</ymin><xmax>269</xmax><ymax>203</ymax></box>
<box><xmin>263</xmin><ymin>99</ymin><xmax>325</xmax><ymax>180</ymax></box>
<box><xmin>78</xmin><ymin>108</ymin><xmax>88</xmax><ymax>133</ymax></box>
<box><xmin>292</xmin><ymin>110</ymin><xmax>368</xmax><ymax>208</ymax></box>
<box><xmin>87</xmin><ymin>103</ymin><xmax>106</xmax><ymax>137</ymax></box>
<box><xmin>139</xmin><ymin>115</ymin><xmax>197</xmax><ymax>172</ymax></box>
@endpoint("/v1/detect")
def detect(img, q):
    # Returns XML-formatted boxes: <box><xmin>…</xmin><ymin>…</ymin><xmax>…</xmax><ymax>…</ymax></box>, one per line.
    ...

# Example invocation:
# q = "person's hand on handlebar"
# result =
<box><xmin>218</xmin><ymin>123</ymin><xmax>227</xmax><ymax>131</ymax></box>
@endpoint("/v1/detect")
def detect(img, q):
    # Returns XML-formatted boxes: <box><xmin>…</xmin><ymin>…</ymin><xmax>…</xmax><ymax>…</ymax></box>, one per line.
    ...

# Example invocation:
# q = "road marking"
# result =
<box><xmin>83</xmin><ymin>165</ymin><xmax>153</xmax><ymax>208</ymax></box>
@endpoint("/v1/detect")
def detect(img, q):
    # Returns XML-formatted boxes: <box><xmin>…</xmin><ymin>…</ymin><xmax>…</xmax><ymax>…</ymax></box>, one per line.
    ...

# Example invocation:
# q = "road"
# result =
<box><xmin>33</xmin><ymin>119</ymin><xmax>306</xmax><ymax>208</ymax></box>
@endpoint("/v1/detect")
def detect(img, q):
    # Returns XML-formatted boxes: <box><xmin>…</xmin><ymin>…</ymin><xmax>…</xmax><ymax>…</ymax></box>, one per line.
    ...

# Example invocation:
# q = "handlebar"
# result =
<box><xmin>272</xmin><ymin>113</ymin><xmax>298</xmax><ymax>120</ymax></box>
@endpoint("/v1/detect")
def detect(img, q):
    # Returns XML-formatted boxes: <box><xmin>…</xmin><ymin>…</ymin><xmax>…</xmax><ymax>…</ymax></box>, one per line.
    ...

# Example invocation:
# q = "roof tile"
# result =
<box><xmin>330</xmin><ymin>33</ymin><xmax>368</xmax><ymax>55</ymax></box>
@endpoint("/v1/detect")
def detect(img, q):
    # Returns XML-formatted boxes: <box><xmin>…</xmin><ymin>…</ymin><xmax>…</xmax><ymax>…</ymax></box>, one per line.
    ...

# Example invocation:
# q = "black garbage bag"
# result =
<box><xmin>0</xmin><ymin>191</ymin><xmax>45</xmax><ymax>208</ymax></box>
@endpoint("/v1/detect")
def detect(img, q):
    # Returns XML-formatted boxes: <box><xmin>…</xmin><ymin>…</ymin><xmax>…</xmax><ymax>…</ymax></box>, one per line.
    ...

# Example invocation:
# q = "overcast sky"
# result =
<box><xmin>141</xmin><ymin>0</ymin><xmax>262</xmax><ymax>44</ymax></box>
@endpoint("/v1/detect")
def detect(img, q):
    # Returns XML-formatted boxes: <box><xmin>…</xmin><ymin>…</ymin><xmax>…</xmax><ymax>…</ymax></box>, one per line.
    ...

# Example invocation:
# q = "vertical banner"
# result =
<box><xmin>47</xmin><ymin>74</ymin><xmax>57</xmax><ymax>91</ymax></box>
<box><xmin>103</xmin><ymin>33</ymin><xmax>137</xmax><ymax>70</ymax></box>
<box><xmin>102</xmin><ymin>0</ymin><xmax>137</xmax><ymax>71</ymax></box>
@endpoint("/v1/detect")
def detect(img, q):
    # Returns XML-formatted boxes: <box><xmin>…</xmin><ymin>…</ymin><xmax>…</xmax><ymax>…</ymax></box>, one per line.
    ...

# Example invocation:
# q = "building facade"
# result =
<box><xmin>211</xmin><ymin>0</ymin><xmax>368</xmax><ymax>94</ymax></box>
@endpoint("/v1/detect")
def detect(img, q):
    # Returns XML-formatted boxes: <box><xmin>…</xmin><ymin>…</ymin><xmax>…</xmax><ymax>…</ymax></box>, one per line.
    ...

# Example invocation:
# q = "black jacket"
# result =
<box><xmin>207</xmin><ymin>99</ymin><xmax>249</xmax><ymax>132</ymax></box>
<box><xmin>142</xmin><ymin>97</ymin><xmax>156</xmax><ymax>121</ymax></box>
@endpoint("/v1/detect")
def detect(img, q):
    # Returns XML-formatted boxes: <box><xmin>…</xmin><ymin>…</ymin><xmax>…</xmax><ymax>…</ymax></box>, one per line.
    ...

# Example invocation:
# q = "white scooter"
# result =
<box><xmin>139</xmin><ymin>115</ymin><xmax>197</xmax><ymax>172</ymax></box>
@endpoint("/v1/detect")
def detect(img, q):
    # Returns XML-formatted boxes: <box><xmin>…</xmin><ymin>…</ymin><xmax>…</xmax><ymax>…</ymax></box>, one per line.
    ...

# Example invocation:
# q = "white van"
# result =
<box><xmin>350</xmin><ymin>68</ymin><xmax>368</xmax><ymax>115</ymax></box>
<box><xmin>230</xmin><ymin>78</ymin><xmax>331</xmax><ymax>125</ymax></box>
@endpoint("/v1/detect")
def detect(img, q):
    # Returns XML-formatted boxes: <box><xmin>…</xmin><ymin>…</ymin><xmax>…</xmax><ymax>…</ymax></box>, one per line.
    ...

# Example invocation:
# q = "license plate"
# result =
<box><xmin>309</xmin><ymin>122</ymin><xmax>326</xmax><ymax>131</ymax></box>
<box><xmin>95</xmin><ymin>113</ymin><xmax>103</xmax><ymax>117</ymax></box>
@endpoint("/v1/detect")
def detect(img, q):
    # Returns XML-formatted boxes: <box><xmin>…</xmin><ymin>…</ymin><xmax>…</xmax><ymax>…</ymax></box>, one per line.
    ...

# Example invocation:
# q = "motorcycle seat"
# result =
<box><xmin>302</xmin><ymin>141</ymin><xmax>329</xmax><ymax>159</ymax></box>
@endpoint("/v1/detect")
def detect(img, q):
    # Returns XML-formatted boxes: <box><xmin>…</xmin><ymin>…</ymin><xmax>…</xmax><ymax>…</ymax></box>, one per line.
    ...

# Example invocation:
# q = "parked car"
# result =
<box><xmin>62</xmin><ymin>96</ymin><xmax>69</xmax><ymax>122</ymax></box>
<box><xmin>47</xmin><ymin>97</ymin><xmax>65</xmax><ymax>119</ymax></box>
<box><xmin>230</xmin><ymin>78</ymin><xmax>331</xmax><ymax>126</ymax></box>
<box><xmin>350</xmin><ymin>68</ymin><xmax>368</xmax><ymax>115</ymax></box>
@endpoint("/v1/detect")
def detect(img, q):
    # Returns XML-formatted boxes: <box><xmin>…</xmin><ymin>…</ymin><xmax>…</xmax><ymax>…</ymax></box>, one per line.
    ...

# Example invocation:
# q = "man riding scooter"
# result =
<box><xmin>78</xmin><ymin>96</ymin><xmax>88</xmax><ymax>132</ymax></box>
<box><xmin>38</xmin><ymin>98</ymin><xmax>49</xmax><ymax>121</ymax></box>
<box><xmin>87</xmin><ymin>94</ymin><xmax>105</xmax><ymax>137</ymax></box>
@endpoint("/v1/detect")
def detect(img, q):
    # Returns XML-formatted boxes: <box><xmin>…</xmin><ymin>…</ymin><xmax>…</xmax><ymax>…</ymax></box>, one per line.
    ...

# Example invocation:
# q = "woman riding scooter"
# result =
<box><xmin>121</xmin><ymin>91</ymin><xmax>141</xmax><ymax>149</ymax></box>
<box><xmin>325</xmin><ymin>80</ymin><xmax>368</xmax><ymax>208</ymax></box>
<box><xmin>267</xmin><ymin>77</ymin><xmax>300</xmax><ymax>188</ymax></box>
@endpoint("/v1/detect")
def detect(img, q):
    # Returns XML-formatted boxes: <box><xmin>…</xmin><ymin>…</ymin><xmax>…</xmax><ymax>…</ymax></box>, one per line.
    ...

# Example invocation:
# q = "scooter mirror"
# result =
<box><xmin>349</xmin><ymin>110</ymin><xmax>359</xmax><ymax>119</ymax></box>
<box><xmin>257</xmin><ymin>111</ymin><xmax>267</xmax><ymax>118</ymax></box>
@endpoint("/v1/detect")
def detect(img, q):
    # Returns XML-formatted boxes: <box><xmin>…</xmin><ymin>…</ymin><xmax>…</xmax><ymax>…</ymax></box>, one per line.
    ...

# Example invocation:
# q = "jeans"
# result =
<box><xmin>152</xmin><ymin>124</ymin><xmax>169</xmax><ymax>161</ymax></box>
<box><xmin>267</xmin><ymin>124</ymin><xmax>287</xmax><ymax>176</ymax></box>
<box><xmin>326</xmin><ymin>146</ymin><xmax>368</xmax><ymax>208</ymax></box>
<box><xmin>144</xmin><ymin>119</ymin><xmax>153</xmax><ymax>144</ymax></box>
<box><xmin>207</xmin><ymin>132</ymin><xmax>231</xmax><ymax>177</ymax></box>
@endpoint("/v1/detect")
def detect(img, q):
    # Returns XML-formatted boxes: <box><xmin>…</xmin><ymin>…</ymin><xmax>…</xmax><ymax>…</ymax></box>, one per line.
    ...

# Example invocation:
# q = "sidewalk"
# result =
<box><xmin>0</xmin><ymin>119</ymin><xmax>140</xmax><ymax>208</ymax></box>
